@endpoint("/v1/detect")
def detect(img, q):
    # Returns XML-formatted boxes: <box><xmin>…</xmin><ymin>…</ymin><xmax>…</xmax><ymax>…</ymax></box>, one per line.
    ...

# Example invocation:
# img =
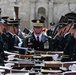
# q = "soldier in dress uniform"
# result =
<box><xmin>10</xmin><ymin>18</ymin><xmax>25</xmax><ymax>40</ymax></box>
<box><xmin>0</xmin><ymin>17</ymin><xmax>5</xmax><ymax>65</ymax></box>
<box><xmin>51</xmin><ymin>21</ymin><xmax>68</xmax><ymax>51</ymax></box>
<box><xmin>61</xmin><ymin>20</ymin><xmax>76</xmax><ymax>62</ymax></box>
<box><xmin>71</xmin><ymin>25</ymin><xmax>76</xmax><ymax>61</ymax></box>
<box><xmin>1</xmin><ymin>17</ymin><xmax>9</xmax><ymax>51</ymax></box>
<box><xmin>1</xmin><ymin>16</ymin><xmax>9</xmax><ymax>32</ymax></box>
<box><xmin>51</xmin><ymin>19</ymin><xmax>73</xmax><ymax>51</ymax></box>
<box><xmin>21</xmin><ymin>19</ymin><xmax>52</xmax><ymax>54</ymax></box>
<box><xmin>2</xmin><ymin>20</ymin><xmax>22</xmax><ymax>52</ymax></box>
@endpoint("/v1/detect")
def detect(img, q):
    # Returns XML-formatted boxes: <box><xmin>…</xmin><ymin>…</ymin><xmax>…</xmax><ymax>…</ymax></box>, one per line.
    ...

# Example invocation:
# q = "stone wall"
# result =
<box><xmin>0</xmin><ymin>0</ymin><xmax>76</xmax><ymax>30</ymax></box>
<box><xmin>0</xmin><ymin>0</ymin><xmax>30</xmax><ymax>30</ymax></box>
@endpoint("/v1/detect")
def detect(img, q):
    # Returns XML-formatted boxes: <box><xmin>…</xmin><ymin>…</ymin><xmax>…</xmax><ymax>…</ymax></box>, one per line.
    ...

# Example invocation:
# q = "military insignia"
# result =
<box><xmin>27</xmin><ymin>37</ymin><xmax>34</xmax><ymax>46</ymax></box>
<box><xmin>44</xmin><ymin>45</ymin><xmax>49</xmax><ymax>49</ymax></box>
<box><xmin>44</xmin><ymin>46</ymin><xmax>47</xmax><ymax>49</ymax></box>
<box><xmin>46</xmin><ymin>45</ymin><xmax>49</xmax><ymax>49</ymax></box>
<box><xmin>44</xmin><ymin>41</ymin><xmax>49</xmax><ymax>49</ymax></box>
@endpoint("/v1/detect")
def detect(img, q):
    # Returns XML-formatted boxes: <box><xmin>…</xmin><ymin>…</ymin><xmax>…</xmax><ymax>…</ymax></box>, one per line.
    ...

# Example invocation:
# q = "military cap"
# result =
<box><xmin>32</xmin><ymin>19</ymin><xmax>44</xmax><ymax>28</ymax></box>
<box><xmin>10</xmin><ymin>18</ymin><xmax>20</xmax><ymax>21</ymax></box>
<box><xmin>0</xmin><ymin>8</ymin><xmax>1</xmax><ymax>13</ymax></box>
<box><xmin>8</xmin><ymin>20</ymin><xmax>19</xmax><ymax>27</ymax></box>
<box><xmin>60</xmin><ymin>20</ymin><xmax>68</xmax><ymax>24</ymax></box>
<box><xmin>59</xmin><ymin>20</ymin><xmax>68</xmax><ymax>28</ymax></box>
<box><xmin>66</xmin><ymin>15</ymin><xmax>75</xmax><ymax>20</ymax></box>
<box><xmin>50</xmin><ymin>22</ymin><xmax>55</xmax><ymax>26</ymax></box>
<box><xmin>65</xmin><ymin>13</ymin><xmax>76</xmax><ymax>20</ymax></box>
<box><xmin>10</xmin><ymin>18</ymin><xmax>20</xmax><ymax>25</ymax></box>
<box><xmin>40</xmin><ymin>16</ymin><xmax>45</xmax><ymax>21</ymax></box>
<box><xmin>68</xmin><ymin>19</ymin><xmax>73</xmax><ymax>24</ymax></box>
<box><xmin>1</xmin><ymin>16</ymin><xmax>9</xmax><ymax>20</ymax></box>
<box><xmin>0</xmin><ymin>8</ymin><xmax>1</xmax><ymax>19</ymax></box>
<box><xmin>0</xmin><ymin>18</ymin><xmax>5</xmax><ymax>24</ymax></box>
<box><xmin>1</xmin><ymin>16</ymin><xmax>9</xmax><ymax>25</ymax></box>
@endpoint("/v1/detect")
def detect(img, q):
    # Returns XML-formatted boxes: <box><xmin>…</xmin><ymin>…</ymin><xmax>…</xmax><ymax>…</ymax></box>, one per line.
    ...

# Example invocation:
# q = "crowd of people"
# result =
<box><xmin>0</xmin><ymin>7</ymin><xmax>76</xmax><ymax>67</ymax></box>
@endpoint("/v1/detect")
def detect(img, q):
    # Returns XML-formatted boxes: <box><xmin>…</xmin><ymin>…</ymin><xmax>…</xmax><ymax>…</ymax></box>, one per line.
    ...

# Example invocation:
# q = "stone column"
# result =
<box><xmin>48</xmin><ymin>1</ymin><xmax>54</xmax><ymax>28</ymax></box>
<box><xmin>30</xmin><ymin>1</ymin><xmax>36</xmax><ymax>29</ymax></box>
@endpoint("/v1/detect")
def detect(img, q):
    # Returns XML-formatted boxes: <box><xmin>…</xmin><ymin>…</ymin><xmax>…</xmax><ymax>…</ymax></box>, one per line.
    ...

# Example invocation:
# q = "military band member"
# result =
<box><xmin>21</xmin><ymin>19</ymin><xmax>52</xmax><ymax>54</ymax></box>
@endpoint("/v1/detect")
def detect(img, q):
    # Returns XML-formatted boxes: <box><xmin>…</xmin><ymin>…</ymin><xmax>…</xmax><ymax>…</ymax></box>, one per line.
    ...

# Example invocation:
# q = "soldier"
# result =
<box><xmin>61</xmin><ymin>20</ymin><xmax>76</xmax><ymax>62</ymax></box>
<box><xmin>10</xmin><ymin>18</ymin><xmax>25</xmax><ymax>40</ymax></box>
<box><xmin>2</xmin><ymin>20</ymin><xmax>22</xmax><ymax>52</ymax></box>
<box><xmin>71</xmin><ymin>24</ymin><xmax>76</xmax><ymax>61</ymax></box>
<box><xmin>21</xmin><ymin>19</ymin><xmax>52</xmax><ymax>54</ymax></box>
<box><xmin>0</xmin><ymin>18</ymin><xmax>5</xmax><ymax>66</ymax></box>
<box><xmin>1</xmin><ymin>17</ymin><xmax>9</xmax><ymax>51</ymax></box>
<box><xmin>1</xmin><ymin>16</ymin><xmax>9</xmax><ymax>32</ymax></box>
<box><xmin>51</xmin><ymin>22</ymin><xmax>67</xmax><ymax>51</ymax></box>
<box><xmin>52</xmin><ymin>19</ymin><xmax>73</xmax><ymax>51</ymax></box>
<box><xmin>0</xmin><ymin>8</ymin><xmax>6</xmax><ymax>65</ymax></box>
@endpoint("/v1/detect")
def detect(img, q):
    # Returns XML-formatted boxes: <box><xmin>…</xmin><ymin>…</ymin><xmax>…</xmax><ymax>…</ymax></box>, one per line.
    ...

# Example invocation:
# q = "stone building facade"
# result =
<box><xmin>0</xmin><ymin>0</ymin><xmax>76</xmax><ymax>30</ymax></box>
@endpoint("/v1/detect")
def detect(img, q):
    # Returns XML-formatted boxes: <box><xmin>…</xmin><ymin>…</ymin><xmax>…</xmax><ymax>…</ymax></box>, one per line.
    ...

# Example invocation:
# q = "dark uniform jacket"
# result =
<box><xmin>52</xmin><ymin>32</ymin><xmax>71</xmax><ymax>51</ymax></box>
<box><xmin>72</xmin><ymin>45</ymin><xmax>76</xmax><ymax>61</ymax></box>
<box><xmin>0</xmin><ymin>34</ymin><xmax>5</xmax><ymax>66</ymax></box>
<box><xmin>2</xmin><ymin>32</ymin><xmax>20</xmax><ymax>52</ymax></box>
<box><xmin>61</xmin><ymin>34</ymin><xmax>76</xmax><ymax>62</ymax></box>
<box><xmin>21</xmin><ymin>33</ymin><xmax>52</xmax><ymax>54</ymax></box>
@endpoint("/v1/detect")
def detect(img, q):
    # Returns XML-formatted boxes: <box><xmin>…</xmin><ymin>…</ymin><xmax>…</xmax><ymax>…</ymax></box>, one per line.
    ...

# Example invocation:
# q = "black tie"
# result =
<box><xmin>37</xmin><ymin>36</ymin><xmax>39</xmax><ymax>42</ymax></box>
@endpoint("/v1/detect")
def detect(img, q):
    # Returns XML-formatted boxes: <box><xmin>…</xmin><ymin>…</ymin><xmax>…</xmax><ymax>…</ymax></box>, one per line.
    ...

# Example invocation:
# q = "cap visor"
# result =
<box><xmin>34</xmin><ymin>26</ymin><xmax>42</xmax><ymax>28</ymax></box>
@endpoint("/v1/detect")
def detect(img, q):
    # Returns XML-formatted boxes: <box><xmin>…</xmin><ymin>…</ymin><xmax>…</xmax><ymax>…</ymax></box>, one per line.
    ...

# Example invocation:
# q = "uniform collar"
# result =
<box><xmin>7</xmin><ymin>31</ymin><xmax>14</xmax><ymax>36</ymax></box>
<box><xmin>34</xmin><ymin>33</ymin><xmax>43</xmax><ymax>42</ymax></box>
<box><xmin>64</xmin><ymin>32</ymin><xmax>70</xmax><ymax>38</ymax></box>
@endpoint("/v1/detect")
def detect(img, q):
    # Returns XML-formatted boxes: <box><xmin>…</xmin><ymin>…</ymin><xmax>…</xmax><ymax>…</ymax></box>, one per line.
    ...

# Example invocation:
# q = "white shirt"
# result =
<box><xmin>17</xmin><ymin>36</ymin><xmax>23</xmax><ymax>47</ymax></box>
<box><xmin>64</xmin><ymin>32</ymin><xmax>70</xmax><ymax>38</ymax></box>
<box><xmin>34</xmin><ymin>33</ymin><xmax>43</xmax><ymax>42</ymax></box>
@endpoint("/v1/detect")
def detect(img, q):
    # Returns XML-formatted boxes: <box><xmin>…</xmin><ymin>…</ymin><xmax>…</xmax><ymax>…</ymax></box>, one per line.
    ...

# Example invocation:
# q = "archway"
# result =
<box><xmin>37</xmin><ymin>7</ymin><xmax>47</xmax><ymax>27</ymax></box>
